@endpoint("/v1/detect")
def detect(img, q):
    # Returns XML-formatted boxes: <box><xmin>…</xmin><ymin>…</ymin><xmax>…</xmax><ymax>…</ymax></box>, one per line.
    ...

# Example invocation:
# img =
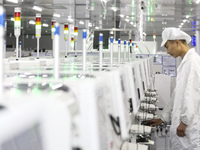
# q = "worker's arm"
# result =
<box><xmin>143</xmin><ymin>91</ymin><xmax>174</xmax><ymax>127</ymax></box>
<box><xmin>180</xmin><ymin>62</ymin><xmax>197</xmax><ymax>126</ymax></box>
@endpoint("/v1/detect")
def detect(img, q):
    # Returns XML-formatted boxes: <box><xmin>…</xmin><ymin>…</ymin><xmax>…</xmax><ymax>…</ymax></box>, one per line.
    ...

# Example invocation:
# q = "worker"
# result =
<box><xmin>144</xmin><ymin>27</ymin><xmax>200</xmax><ymax>150</ymax></box>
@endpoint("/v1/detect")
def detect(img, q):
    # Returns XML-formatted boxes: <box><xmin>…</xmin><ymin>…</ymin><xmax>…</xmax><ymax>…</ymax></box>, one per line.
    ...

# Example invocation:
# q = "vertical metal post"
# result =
<box><xmin>37</xmin><ymin>38</ymin><xmax>39</xmax><ymax>59</ymax></box>
<box><xmin>132</xmin><ymin>43</ymin><xmax>135</xmax><ymax>61</ymax></box>
<box><xmin>19</xmin><ymin>41</ymin><xmax>21</xmax><ymax>58</ymax></box>
<box><xmin>99</xmin><ymin>33</ymin><xmax>103</xmax><ymax>69</ymax></box>
<box><xmin>118</xmin><ymin>38</ymin><xmax>121</xmax><ymax>63</ymax></box>
<box><xmin>128</xmin><ymin>41</ymin><xmax>130</xmax><ymax>62</ymax></box>
<box><xmin>16</xmin><ymin>37</ymin><xmax>19</xmax><ymax>60</ymax></box>
<box><xmin>82</xmin><ymin>30</ymin><xmax>87</xmax><ymax>72</ymax></box>
<box><xmin>54</xmin><ymin>23</ymin><xmax>60</xmax><ymax>81</ymax></box>
<box><xmin>110</xmin><ymin>36</ymin><xmax>113</xmax><ymax>66</ymax></box>
<box><xmin>123</xmin><ymin>40</ymin><xmax>126</xmax><ymax>62</ymax></box>
<box><xmin>0</xmin><ymin>6</ymin><xmax>5</xmax><ymax>96</ymax></box>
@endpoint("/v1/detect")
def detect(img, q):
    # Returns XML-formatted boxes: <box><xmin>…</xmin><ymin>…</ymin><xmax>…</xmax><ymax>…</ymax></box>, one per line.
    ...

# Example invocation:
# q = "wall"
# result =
<box><xmin>6</xmin><ymin>34</ymin><xmax>52</xmax><ymax>51</ymax></box>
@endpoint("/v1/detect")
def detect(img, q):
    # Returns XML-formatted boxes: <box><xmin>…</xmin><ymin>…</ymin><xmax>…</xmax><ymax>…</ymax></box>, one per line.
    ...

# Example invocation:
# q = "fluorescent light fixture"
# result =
<box><xmin>52</xmin><ymin>83</ymin><xmax>63</xmax><ymax>90</ymax></box>
<box><xmin>183</xmin><ymin>19</ymin><xmax>187</xmax><ymax>23</ymax></box>
<box><xmin>133</xmin><ymin>24</ymin><xmax>136</xmax><ymax>27</ymax></box>
<box><xmin>95</xmin><ymin>26</ymin><xmax>99</xmax><ymax>29</ymax></box>
<box><xmin>67</xmin><ymin>16</ymin><xmax>73</xmax><ymax>22</ymax></box>
<box><xmin>29</xmin><ymin>20</ymin><xmax>36</xmax><ymax>25</ymax></box>
<box><xmin>196</xmin><ymin>0</ymin><xmax>200</xmax><ymax>4</ymax></box>
<box><xmin>120</xmin><ymin>14</ymin><xmax>124</xmax><ymax>18</ymax></box>
<box><xmin>88</xmin><ymin>22</ymin><xmax>92</xmax><ymax>27</ymax></box>
<box><xmin>125</xmin><ymin>19</ymin><xmax>129</xmax><ymax>22</ymax></box>
<box><xmin>10</xmin><ymin>17</ymin><xmax>15</xmax><ymax>21</ymax></box>
<box><xmin>42</xmin><ymin>23</ymin><xmax>49</xmax><ymax>27</ymax></box>
<box><xmin>6</xmin><ymin>0</ymin><xmax>18</xmax><ymax>3</ymax></box>
<box><xmin>111</xmin><ymin>7</ymin><xmax>117</xmax><ymax>12</ymax></box>
<box><xmin>186</xmin><ymin>15</ymin><xmax>189</xmax><ymax>18</ymax></box>
<box><xmin>126</xmin><ymin>16</ymin><xmax>129</xmax><ymax>18</ymax></box>
<box><xmin>53</xmin><ymin>13</ymin><xmax>60</xmax><ymax>18</ymax></box>
<box><xmin>181</xmin><ymin>22</ymin><xmax>184</xmax><ymax>25</ymax></box>
<box><xmin>33</xmin><ymin>6</ymin><xmax>42</xmax><ymax>12</ymax></box>
<box><xmin>179</xmin><ymin>25</ymin><xmax>182</xmax><ymax>28</ymax></box>
<box><xmin>130</xmin><ymin>22</ymin><xmax>133</xmax><ymax>25</ymax></box>
<box><xmin>79</xmin><ymin>21</ymin><xmax>84</xmax><ymax>25</ymax></box>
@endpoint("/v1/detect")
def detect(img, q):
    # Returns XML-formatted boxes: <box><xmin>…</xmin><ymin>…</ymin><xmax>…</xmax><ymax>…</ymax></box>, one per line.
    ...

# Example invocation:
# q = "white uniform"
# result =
<box><xmin>161</xmin><ymin>48</ymin><xmax>200</xmax><ymax>150</ymax></box>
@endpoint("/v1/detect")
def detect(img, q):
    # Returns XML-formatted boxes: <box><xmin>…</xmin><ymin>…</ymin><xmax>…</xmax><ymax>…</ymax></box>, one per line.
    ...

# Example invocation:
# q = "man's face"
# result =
<box><xmin>164</xmin><ymin>40</ymin><xmax>181</xmax><ymax>58</ymax></box>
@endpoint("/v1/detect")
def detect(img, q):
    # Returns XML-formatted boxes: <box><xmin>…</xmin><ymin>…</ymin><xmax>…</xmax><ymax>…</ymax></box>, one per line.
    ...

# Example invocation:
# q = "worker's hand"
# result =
<box><xmin>142</xmin><ymin>119</ymin><xmax>163</xmax><ymax>127</ymax></box>
<box><xmin>177</xmin><ymin>122</ymin><xmax>187</xmax><ymax>137</ymax></box>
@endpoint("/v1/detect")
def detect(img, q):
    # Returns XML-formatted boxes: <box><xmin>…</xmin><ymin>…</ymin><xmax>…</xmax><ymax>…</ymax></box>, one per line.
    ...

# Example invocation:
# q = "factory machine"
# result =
<box><xmin>0</xmin><ymin>6</ymin><xmax>171</xmax><ymax>150</ymax></box>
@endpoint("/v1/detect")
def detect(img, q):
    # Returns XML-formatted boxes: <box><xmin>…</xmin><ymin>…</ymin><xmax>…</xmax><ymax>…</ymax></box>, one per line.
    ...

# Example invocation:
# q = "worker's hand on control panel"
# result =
<box><xmin>142</xmin><ymin>119</ymin><xmax>163</xmax><ymax>127</ymax></box>
<box><xmin>177</xmin><ymin>122</ymin><xmax>187</xmax><ymax>137</ymax></box>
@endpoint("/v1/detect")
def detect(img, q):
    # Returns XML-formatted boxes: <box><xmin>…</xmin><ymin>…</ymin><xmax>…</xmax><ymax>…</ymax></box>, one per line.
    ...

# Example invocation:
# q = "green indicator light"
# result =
<box><xmin>16</xmin><ymin>76</ymin><xmax>21</xmax><ymax>81</ymax></box>
<box><xmin>49</xmin><ymin>90</ymin><xmax>54</xmax><ymax>95</ymax></box>
<box><xmin>148</xmin><ymin>17</ymin><xmax>150</xmax><ymax>21</ymax></box>
<box><xmin>49</xmin><ymin>83</ymin><xmax>54</xmax><ymax>87</ymax></box>
<box><xmin>151</xmin><ymin>7</ymin><xmax>153</xmax><ymax>13</ymax></box>
<box><xmin>50</xmin><ymin>77</ymin><xmax>54</xmax><ymax>80</ymax></box>
<box><xmin>64</xmin><ymin>69</ymin><xmax>68</xmax><ymax>73</ymax></box>
<box><xmin>35</xmin><ymin>76</ymin><xmax>42</xmax><ymax>81</ymax></box>
<box><xmin>92</xmin><ymin>3</ymin><xmax>94</xmax><ymax>6</ymax></box>
<box><xmin>71</xmin><ymin>75</ymin><xmax>78</xmax><ymax>80</ymax></box>
<box><xmin>15</xmin><ymin>89</ymin><xmax>22</xmax><ymax>97</ymax></box>
<box><xmin>32</xmin><ymin>88</ymin><xmax>42</xmax><ymax>96</ymax></box>
<box><xmin>64</xmin><ymin>77</ymin><xmax>68</xmax><ymax>80</ymax></box>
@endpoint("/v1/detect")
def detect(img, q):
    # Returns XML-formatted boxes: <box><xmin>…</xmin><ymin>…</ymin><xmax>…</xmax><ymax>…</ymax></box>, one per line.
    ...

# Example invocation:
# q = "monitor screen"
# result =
<box><xmin>93</xmin><ymin>31</ymin><xmax>109</xmax><ymax>50</ymax></box>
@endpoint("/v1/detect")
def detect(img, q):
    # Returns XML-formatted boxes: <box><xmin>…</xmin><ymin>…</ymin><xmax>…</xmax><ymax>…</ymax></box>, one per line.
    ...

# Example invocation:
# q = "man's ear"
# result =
<box><xmin>175</xmin><ymin>40</ymin><xmax>180</xmax><ymax>47</ymax></box>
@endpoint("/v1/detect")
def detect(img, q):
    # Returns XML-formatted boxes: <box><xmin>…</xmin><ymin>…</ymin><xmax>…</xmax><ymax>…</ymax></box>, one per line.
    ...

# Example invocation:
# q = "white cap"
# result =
<box><xmin>161</xmin><ymin>27</ymin><xmax>191</xmax><ymax>47</ymax></box>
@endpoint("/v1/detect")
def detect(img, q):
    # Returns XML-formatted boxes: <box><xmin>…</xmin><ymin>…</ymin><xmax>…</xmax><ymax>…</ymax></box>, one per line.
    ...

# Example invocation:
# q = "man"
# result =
<box><xmin>144</xmin><ymin>27</ymin><xmax>200</xmax><ymax>150</ymax></box>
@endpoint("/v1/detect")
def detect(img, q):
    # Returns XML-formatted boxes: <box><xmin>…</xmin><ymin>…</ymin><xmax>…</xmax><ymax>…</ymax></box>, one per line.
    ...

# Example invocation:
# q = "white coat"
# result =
<box><xmin>161</xmin><ymin>48</ymin><xmax>200</xmax><ymax>150</ymax></box>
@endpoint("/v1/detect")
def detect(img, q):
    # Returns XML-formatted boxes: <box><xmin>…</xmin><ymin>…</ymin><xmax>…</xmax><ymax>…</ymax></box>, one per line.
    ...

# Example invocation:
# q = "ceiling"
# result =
<box><xmin>2</xmin><ymin>0</ymin><xmax>200</xmax><ymax>37</ymax></box>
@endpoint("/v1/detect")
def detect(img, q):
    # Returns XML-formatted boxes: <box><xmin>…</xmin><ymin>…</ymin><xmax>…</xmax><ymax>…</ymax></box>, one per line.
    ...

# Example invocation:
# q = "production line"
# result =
<box><xmin>0</xmin><ymin>3</ymin><xmax>176</xmax><ymax>150</ymax></box>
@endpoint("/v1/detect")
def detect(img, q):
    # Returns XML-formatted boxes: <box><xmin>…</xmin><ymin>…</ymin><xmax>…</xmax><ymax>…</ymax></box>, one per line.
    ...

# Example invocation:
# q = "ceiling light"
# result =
<box><xmin>111</xmin><ymin>7</ymin><xmax>117</xmax><ymax>12</ymax></box>
<box><xmin>33</xmin><ymin>6</ymin><xmax>42</xmax><ymax>12</ymax></box>
<box><xmin>181</xmin><ymin>22</ymin><xmax>184</xmax><ymax>25</ymax></box>
<box><xmin>183</xmin><ymin>19</ymin><xmax>187</xmax><ymax>23</ymax></box>
<box><xmin>186</xmin><ymin>15</ymin><xmax>189</xmax><ymax>18</ymax></box>
<box><xmin>125</xmin><ymin>19</ymin><xmax>129</xmax><ymax>22</ymax></box>
<box><xmin>120</xmin><ymin>14</ymin><xmax>124</xmax><ymax>18</ymax></box>
<box><xmin>130</xmin><ymin>22</ymin><xmax>133</xmax><ymax>25</ymax></box>
<box><xmin>95</xmin><ymin>26</ymin><xmax>99</xmax><ymax>29</ymax></box>
<box><xmin>79</xmin><ymin>21</ymin><xmax>84</xmax><ymax>25</ymax></box>
<box><xmin>6</xmin><ymin>0</ymin><xmax>18</xmax><ymax>3</ymax></box>
<box><xmin>179</xmin><ymin>25</ymin><xmax>182</xmax><ymax>28</ymax></box>
<box><xmin>133</xmin><ymin>24</ymin><xmax>136</xmax><ymax>27</ymax></box>
<box><xmin>10</xmin><ymin>17</ymin><xmax>15</xmax><ymax>21</ymax></box>
<box><xmin>67</xmin><ymin>16</ymin><xmax>73</xmax><ymax>22</ymax></box>
<box><xmin>42</xmin><ymin>23</ymin><xmax>49</xmax><ymax>27</ymax></box>
<box><xmin>126</xmin><ymin>16</ymin><xmax>129</xmax><ymax>18</ymax></box>
<box><xmin>196</xmin><ymin>0</ymin><xmax>200</xmax><ymax>4</ymax></box>
<box><xmin>29</xmin><ymin>20</ymin><xmax>35</xmax><ymax>25</ymax></box>
<box><xmin>88</xmin><ymin>22</ymin><xmax>92</xmax><ymax>27</ymax></box>
<box><xmin>53</xmin><ymin>13</ymin><xmax>60</xmax><ymax>18</ymax></box>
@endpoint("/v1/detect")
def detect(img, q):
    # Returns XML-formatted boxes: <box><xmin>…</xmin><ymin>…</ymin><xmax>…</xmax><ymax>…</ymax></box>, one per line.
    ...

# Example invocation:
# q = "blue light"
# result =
<box><xmin>191</xmin><ymin>36</ymin><xmax>196</xmax><ymax>47</ymax></box>
<box><xmin>55</xmin><ymin>25</ymin><xmax>60</xmax><ymax>35</ymax></box>
<box><xmin>99</xmin><ymin>34</ymin><xmax>103</xmax><ymax>42</ymax></box>
<box><xmin>83</xmin><ymin>31</ymin><xmax>87</xmax><ymax>39</ymax></box>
